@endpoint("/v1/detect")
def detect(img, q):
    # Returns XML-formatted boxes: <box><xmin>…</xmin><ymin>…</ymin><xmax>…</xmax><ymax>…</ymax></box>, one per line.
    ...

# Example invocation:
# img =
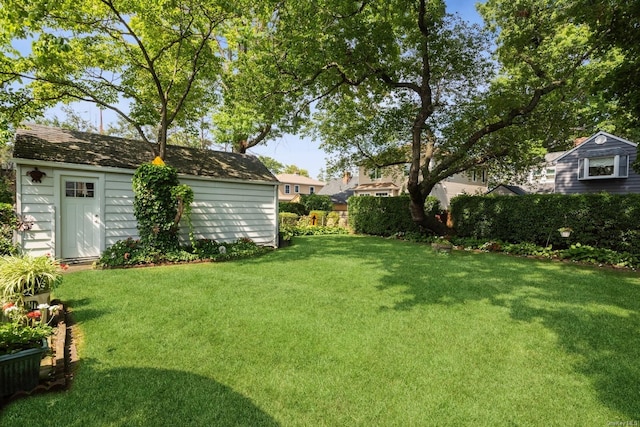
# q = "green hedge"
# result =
<box><xmin>279</xmin><ymin>212</ymin><xmax>299</xmax><ymax>226</ymax></box>
<box><xmin>348</xmin><ymin>195</ymin><xmax>422</xmax><ymax>236</ymax></box>
<box><xmin>450</xmin><ymin>193</ymin><xmax>640</xmax><ymax>254</ymax></box>
<box><xmin>279</xmin><ymin>202</ymin><xmax>306</xmax><ymax>216</ymax></box>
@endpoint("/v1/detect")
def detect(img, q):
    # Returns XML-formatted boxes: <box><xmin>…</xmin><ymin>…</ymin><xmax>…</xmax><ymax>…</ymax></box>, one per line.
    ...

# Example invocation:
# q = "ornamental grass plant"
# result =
<box><xmin>2</xmin><ymin>235</ymin><xmax>639</xmax><ymax>425</ymax></box>
<box><xmin>0</xmin><ymin>255</ymin><xmax>65</xmax><ymax>304</ymax></box>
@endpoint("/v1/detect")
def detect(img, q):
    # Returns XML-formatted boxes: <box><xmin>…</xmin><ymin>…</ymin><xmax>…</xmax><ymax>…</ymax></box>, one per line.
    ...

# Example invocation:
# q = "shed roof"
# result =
<box><xmin>13</xmin><ymin>124</ymin><xmax>278</xmax><ymax>183</ymax></box>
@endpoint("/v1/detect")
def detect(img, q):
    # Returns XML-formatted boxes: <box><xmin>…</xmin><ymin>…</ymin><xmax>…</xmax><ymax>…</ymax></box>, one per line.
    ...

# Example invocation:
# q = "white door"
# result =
<box><xmin>61</xmin><ymin>177</ymin><xmax>101</xmax><ymax>258</ymax></box>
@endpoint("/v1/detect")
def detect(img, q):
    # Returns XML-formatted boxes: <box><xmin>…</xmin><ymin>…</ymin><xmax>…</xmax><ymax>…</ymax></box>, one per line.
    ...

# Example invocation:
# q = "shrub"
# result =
<box><xmin>279</xmin><ymin>202</ymin><xmax>306</xmax><ymax>216</ymax></box>
<box><xmin>0</xmin><ymin>175</ymin><xmax>13</xmax><ymax>204</ymax></box>
<box><xmin>96</xmin><ymin>237</ymin><xmax>270</xmax><ymax>268</ymax></box>
<box><xmin>299</xmin><ymin>194</ymin><xmax>333</xmax><ymax>213</ymax></box>
<box><xmin>279</xmin><ymin>212</ymin><xmax>299</xmax><ymax>226</ymax></box>
<box><xmin>326</xmin><ymin>211</ymin><xmax>340</xmax><ymax>227</ymax></box>
<box><xmin>348</xmin><ymin>195</ymin><xmax>421</xmax><ymax>236</ymax></box>
<box><xmin>132</xmin><ymin>162</ymin><xmax>181</xmax><ymax>251</ymax></box>
<box><xmin>450</xmin><ymin>193</ymin><xmax>640</xmax><ymax>255</ymax></box>
<box><xmin>0</xmin><ymin>203</ymin><xmax>18</xmax><ymax>255</ymax></box>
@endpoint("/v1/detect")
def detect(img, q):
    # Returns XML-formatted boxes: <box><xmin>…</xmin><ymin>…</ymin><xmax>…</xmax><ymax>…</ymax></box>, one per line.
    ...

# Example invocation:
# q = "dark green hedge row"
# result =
<box><xmin>450</xmin><ymin>193</ymin><xmax>640</xmax><ymax>254</ymax></box>
<box><xmin>279</xmin><ymin>202</ymin><xmax>306</xmax><ymax>216</ymax></box>
<box><xmin>348</xmin><ymin>195</ymin><xmax>421</xmax><ymax>236</ymax></box>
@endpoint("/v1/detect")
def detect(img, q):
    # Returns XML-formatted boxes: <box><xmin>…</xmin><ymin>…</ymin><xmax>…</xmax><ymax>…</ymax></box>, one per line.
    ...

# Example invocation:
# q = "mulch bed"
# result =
<box><xmin>1</xmin><ymin>302</ymin><xmax>79</xmax><ymax>409</ymax></box>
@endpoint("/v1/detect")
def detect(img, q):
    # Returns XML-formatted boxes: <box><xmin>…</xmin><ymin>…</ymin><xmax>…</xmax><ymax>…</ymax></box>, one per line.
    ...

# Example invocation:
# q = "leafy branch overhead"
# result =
<box><xmin>0</xmin><ymin>0</ymin><xmax>229</xmax><ymax>158</ymax></box>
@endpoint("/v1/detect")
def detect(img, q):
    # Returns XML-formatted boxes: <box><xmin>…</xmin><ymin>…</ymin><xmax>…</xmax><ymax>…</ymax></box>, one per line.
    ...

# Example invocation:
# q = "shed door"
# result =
<box><xmin>61</xmin><ymin>177</ymin><xmax>101</xmax><ymax>258</ymax></box>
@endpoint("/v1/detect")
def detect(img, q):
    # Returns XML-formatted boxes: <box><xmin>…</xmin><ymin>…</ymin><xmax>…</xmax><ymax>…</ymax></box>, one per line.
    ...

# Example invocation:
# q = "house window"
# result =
<box><xmin>65</xmin><ymin>181</ymin><xmax>94</xmax><ymax>198</ymax></box>
<box><xmin>472</xmin><ymin>170</ymin><xmax>486</xmax><ymax>183</ymax></box>
<box><xmin>285</xmin><ymin>184</ymin><xmax>291</xmax><ymax>194</ymax></box>
<box><xmin>375</xmin><ymin>192</ymin><xmax>389</xmax><ymax>197</ymax></box>
<box><xmin>294</xmin><ymin>185</ymin><xmax>300</xmax><ymax>193</ymax></box>
<box><xmin>544</xmin><ymin>167</ymin><xmax>555</xmax><ymax>183</ymax></box>
<box><xmin>310</xmin><ymin>186</ymin><xmax>315</xmax><ymax>194</ymax></box>
<box><xmin>368</xmin><ymin>168</ymin><xmax>383</xmax><ymax>180</ymax></box>
<box><xmin>578</xmin><ymin>155</ymin><xmax>628</xmax><ymax>180</ymax></box>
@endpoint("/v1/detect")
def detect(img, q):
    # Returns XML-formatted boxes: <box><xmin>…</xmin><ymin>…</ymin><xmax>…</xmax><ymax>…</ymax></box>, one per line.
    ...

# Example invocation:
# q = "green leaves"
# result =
<box><xmin>132</xmin><ymin>163</ymin><xmax>181</xmax><ymax>251</ymax></box>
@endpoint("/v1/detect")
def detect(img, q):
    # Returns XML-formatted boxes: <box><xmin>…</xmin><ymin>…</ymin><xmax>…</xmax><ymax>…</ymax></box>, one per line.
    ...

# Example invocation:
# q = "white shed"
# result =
<box><xmin>12</xmin><ymin>125</ymin><xmax>279</xmax><ymax>260</ymax></box>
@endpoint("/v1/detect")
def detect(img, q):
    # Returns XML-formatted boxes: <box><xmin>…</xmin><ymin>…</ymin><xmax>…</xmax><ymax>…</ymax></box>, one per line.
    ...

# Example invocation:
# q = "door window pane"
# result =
<box><xmin>65</xmin><ymin>181</ymin><xmax>95</xmax><ymax>198</ymax></box>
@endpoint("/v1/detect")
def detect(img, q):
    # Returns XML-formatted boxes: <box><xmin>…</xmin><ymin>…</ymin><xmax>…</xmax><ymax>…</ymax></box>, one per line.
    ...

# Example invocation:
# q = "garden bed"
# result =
<box><xmin>0</xmin><ymin>303</ymin><xmax>78</xmax><ymax>408</ymax></box>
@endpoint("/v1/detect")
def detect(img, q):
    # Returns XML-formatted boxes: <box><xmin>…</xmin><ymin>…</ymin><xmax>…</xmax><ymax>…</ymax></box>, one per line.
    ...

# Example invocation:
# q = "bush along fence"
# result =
<box><xmin>348</xmin><ymin>195</ymin><xmax>443</xmax><ymax>236</ymax></box>
<box><xmin>450</xmin><ymin>193</ymin><xmax>640</xmax><ymax>256</ymax></box>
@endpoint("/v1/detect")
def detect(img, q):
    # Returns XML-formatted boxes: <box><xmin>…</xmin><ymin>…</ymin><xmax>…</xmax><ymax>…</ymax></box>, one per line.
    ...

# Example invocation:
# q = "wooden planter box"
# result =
<box><xmin>0</xmin><ymin>339</ymin><xmax>48</xmax><ymax>397</ymax></box>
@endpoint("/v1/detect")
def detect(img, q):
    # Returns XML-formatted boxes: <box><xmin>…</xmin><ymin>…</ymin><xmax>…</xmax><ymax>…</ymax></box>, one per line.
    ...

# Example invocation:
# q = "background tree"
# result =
<box><xmin>258</xmin><ymin>156</ymin><xmax>285</xmax><ymax>175</ymax></box>
<box><xmin>209</xmin><ymin>10</ymin><xmax>309</xmax><ymax>154</ymax></box>
<box><xmin>569</xmin><ymin>1</ymin><xmax>640</xmax><ymax>168</ymax></box>
<box><xmin>263</xmin><ymin>0</ymin><xmax>616</xmax><ymax>233</ymax></box>
<box><xmin>0</xmin><ymin>0</ymin><xmax>232</xmax><ymax>159</ymax></box>
<box><xmin>282</xmin><ymin>165</ymin><xmax>310</xmax><ymax>177</ymax></box>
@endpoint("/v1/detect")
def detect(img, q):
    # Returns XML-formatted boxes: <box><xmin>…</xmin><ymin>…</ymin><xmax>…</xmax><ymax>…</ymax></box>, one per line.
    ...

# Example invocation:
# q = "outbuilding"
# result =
<box><xmin>12</xmin><ymin>124</ymin><xmax>279</xmax><ymax>260</ymax></box>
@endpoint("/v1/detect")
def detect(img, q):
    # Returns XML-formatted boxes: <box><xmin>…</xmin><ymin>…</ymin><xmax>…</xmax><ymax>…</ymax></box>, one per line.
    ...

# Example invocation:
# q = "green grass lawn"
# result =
<box><xmin>2</xmin><ymin>235</ymin><xmax>639</xmax><ymax>426</ymax></box>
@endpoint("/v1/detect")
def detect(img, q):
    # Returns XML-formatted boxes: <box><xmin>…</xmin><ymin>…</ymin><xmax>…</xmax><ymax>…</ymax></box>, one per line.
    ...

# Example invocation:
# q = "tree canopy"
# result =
<box><xmin>247</xmin><ymin>0</ymin><xmax>625</xmax><ymax>232</ymax></box>
<box><xmin>0</xmin><ymin>0</ymin><xmax>233</xmax><ymax>158</ymax></box>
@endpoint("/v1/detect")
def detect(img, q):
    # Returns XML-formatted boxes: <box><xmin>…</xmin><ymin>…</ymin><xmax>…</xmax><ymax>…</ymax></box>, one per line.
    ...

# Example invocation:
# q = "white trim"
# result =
<box><xmin>578</xmin><ymin>154</ymin><xmax>629</xmax><ymax>180</ymax></box>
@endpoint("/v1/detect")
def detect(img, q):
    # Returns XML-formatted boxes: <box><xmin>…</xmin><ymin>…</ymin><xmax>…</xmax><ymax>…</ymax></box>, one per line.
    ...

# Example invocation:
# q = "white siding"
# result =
<box><xmin>16</xmin><ymin>165</ymin><xmax>56</xmax><ymax>256</ymax></box>
<box><xmin>178</xmin><ymin>177</ymin><xmax>278</xmax><ymax>246</ymax></box>
<box><xmin>16</xmin><ymin>163</ymin><xmax>278</xmax><ymax>257</ymax></box>
<box><xmin>104</xmin><ymin>173</ymin><xmax>138</xmax><ymax>246</ymax></box>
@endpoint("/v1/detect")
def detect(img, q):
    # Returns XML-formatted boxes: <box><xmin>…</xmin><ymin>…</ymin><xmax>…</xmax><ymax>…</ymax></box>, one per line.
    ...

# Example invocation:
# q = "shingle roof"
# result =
<box><xmin>275</xmin><ymin>173</ymin><xmax>325</xmax><ymax>186</ymax></box>
<box><xmin>317</xmin><ymin>175</ymin><xmax>359</xmax><ymax>204</ymax></box>
<box><xmin>13</xmin><ymin>124</ymin><xmax>278</xmax><ymax>183</ymax></box>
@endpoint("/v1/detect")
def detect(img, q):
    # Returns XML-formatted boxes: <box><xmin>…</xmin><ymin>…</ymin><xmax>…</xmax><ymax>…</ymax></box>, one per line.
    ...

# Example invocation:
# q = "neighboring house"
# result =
<box><xmin>553</xmin><ymin>131</ymin><xmax>639</xmax><ymax>194</ymax></box>
<box><xmin>354</xmin><ymin>165</ymin><xmax>489</xmax><ymax>208</ymax></box>
<box><xmin>524</xmin><ymin>151</ymin><xmax>565</xmax><ymax>194</ymax></box>
<box><xmin>488</xmin><ymin>151</ymin><xmax>564</xmax><ymax>195</ymax></box>
<box><xmin>486</xmin><ymin>184</ymin><xmax>529</xmax><ymax>196</ymax></box>
<box><xmin>276</xmin><ymin>173</ymin><xmax>325</xmax><ymax>202</ymax></box>
<box><xmin>497</xmin><ymin>132</ymin><xmax>640</xmax><ymax>196</ymax></box>
<box><xmin>317</xmin><ymin>172</ymin><xmax>359</xmax><ymax>218</ymax></box>
<box><xmin>12</xmin><ymin>125</ymin><xmax>279</xmax><ymax>259</ymax></box>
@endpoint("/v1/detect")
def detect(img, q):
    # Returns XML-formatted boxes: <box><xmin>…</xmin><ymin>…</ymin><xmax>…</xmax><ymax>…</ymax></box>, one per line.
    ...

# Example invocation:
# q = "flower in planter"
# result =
<box><xmin>26</xmin><ymin>310</ymin><xmax>41</xmax><ymax>319</ymax></box>
<box><xmin>3</xmin><ymin>302</ymin><xmax>15</xmax><ymax>314</ymax></box>
<box><xmin>0</xmin><ymin>322</ymin><xmax>52</xmax><ymax>355</ymax></box>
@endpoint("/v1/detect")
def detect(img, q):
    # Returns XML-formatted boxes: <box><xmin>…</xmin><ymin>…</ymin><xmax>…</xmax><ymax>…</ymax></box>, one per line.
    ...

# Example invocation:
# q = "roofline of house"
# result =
<box><xmin>553</xmin><ymin>131</ymin><xmax>638</xmax><ymax>163</ymax></box>
<box><xmin>12</xmin><ymin>158</ymin><xmax>280</xmax><ymax>187</ymax></box>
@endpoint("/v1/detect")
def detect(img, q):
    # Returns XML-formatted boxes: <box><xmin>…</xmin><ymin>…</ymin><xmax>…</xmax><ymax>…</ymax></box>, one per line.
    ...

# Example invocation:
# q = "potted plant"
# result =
<box><xmin>558</xmin><ymin>227</ymin><xmax>573</xmax><ymax>238</ymax></box>
<box><xmin>278</xmin><ymin>225</ymin><xmax>294</xmax><ymax>248</ymax></box>
<box><xmin>0</xmin><ymin>320</ymin><xmax>52</xmax><ymax>397</ymax></box>
<box><xmin>0</xmin><ymin>255</ymin><xmax>66</xmax><ymax>309</ymax></box>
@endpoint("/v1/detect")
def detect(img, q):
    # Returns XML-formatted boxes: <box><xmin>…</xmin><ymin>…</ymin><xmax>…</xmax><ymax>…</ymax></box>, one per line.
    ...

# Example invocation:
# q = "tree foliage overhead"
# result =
<box><xmin>255</xmin><ymin>0</ymin><xmax>620</xmax><ymax>232</ymax></box>
<box><xmin>0</xmin><ymin>0</ymin><xmax>232</xmax><ymax>159</ymax></box>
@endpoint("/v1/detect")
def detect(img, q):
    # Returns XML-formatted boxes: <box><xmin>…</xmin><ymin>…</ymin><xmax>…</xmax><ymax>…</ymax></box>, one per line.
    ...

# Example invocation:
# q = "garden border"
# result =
<box><xmin>0</xmin><ymin>303</ymin><xmax>78</xmax><ymax>408</ymax></box>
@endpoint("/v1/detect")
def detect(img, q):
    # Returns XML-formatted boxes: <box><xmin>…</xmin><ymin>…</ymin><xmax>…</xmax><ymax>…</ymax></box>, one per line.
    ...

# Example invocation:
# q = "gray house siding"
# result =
<box><xmin>554</xmin><ymin>132</ymin><xmax>640</xmax><ymax>195</ymax></box>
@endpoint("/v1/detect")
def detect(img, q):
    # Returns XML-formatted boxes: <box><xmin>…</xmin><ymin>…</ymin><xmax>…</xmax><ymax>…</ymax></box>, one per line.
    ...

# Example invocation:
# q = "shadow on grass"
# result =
<box><xmin>1</xmin><ymin>361</ymin><xmax>280</xmax><ymax>426</ymax></box>
<box><xmin>61</xmin><ymin>298</ymin><xmax>109</xmax><ymax>324</ymax></box>
<box><xmin>265</xmin><ymin>235</ymin><xmax>640</xmax><ymax>419</ymax></box>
